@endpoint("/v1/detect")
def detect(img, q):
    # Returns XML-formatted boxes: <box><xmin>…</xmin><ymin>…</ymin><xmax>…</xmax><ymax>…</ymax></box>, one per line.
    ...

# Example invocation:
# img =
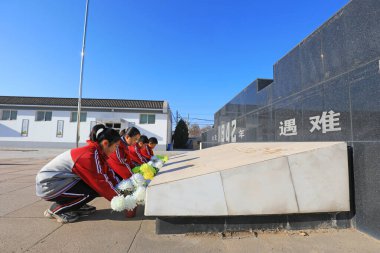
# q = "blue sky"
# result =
<box><xmin>0</xmin><ymin>0</ymin><xmax>349</xmax><ymax>127</ymax></box>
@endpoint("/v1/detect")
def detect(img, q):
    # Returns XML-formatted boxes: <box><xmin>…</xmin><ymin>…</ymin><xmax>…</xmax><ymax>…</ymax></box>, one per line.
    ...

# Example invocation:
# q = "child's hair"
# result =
<box><xmin>90</xmin><ymin>124</ymin><xmax>120</xmax><ymax>145</ymax></box>
<box><xmin>148</xmin><ymin>137</ymin><xmax>158</xmax><ymax>144</ymax></box>
<box><xmin>138</xmin><ymin>135</ymin><xmax>149</xmax><ymax>144</ymax></box>
<box><xmin>120</xmin><ymin>127</ymin><xmax>140</xmax><ymax>137</ymax></box>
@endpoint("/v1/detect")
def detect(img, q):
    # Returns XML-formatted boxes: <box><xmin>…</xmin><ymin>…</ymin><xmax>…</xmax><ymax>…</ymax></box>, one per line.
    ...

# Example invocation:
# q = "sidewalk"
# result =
<box><xmin>0</xmin><ymin>149</ymin><xmax>380</xmax><ymax>253</ymax></box>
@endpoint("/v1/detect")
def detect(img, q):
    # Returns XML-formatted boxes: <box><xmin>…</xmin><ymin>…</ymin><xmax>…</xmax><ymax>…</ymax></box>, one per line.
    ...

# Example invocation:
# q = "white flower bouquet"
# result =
<box><xmin>111</xmin><ymin>175</ymin><xmax>147</xmax><ymax>212</ymax></box>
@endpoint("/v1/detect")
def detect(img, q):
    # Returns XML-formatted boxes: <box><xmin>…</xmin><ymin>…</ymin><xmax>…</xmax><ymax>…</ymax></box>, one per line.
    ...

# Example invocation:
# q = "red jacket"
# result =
<box><xmin>141</xmin><ymin>145</ymin><xmax>154</xmax><ymax>160</ymax></box>
<box><xmin>128</xmin><ymin>143</ymin><xmax>148</xmax><ymax>165</ymax></box>
<box><xmin>71</xmin><ymin>141</ymin><xmax>120</xmax><ymax>201</ymax></box>
<box><xmin>107</xmin><ymin>136</ymin><xmax>134</xmax><ymax>179</ymax></box>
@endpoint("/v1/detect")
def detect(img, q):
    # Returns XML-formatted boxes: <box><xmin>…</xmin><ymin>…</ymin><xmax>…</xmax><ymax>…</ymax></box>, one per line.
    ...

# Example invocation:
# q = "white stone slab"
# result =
<box><xmin>145</xmin><ymin>142</ymin><xmax>350</xmax><ymax>216</ymax></box>
<box><xmin>144</xmin><ymin>172</ymin><xmax>228</xmax><ymax>216</ymax></box>
<box><xmin>221</xmin><ymin>157</ymin><xmax>299</xmax><ymax>215</ymax></box>
<box><xmin>151</xmin><ymin>142</ymin><xmax>347</xmax><ymax>186</ymax></box>
<box><xmin>288</xmin><ymin>143</ymin><xmax>350</xmax><ymax>213</ymax></box>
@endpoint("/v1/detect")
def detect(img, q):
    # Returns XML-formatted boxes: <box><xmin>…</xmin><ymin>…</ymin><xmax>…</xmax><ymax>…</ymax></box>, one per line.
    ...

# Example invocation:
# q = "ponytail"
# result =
<box><xmin>90</xmin><ymin>124</ymin><xmax>120</xmax><ymax>145</ymax></box>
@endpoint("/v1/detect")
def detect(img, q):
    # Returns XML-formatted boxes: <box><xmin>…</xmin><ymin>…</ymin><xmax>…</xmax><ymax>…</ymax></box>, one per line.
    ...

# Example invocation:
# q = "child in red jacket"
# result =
<box><xmin>107</xmin><ymin>127</ymin><xmax>141</xmax><ymax>179</ymax></box>
<box><xmin>141</xmin><ymin>137</ymin><xmax>158</xmax><ymax>160</ymax></box>
<box><xmin>36</xmin><ymin>124</ymin><xmax>121</xmax><ymax>223</ymax></box>
<box><xmin>128</xmin><ymin>135</ymin><xmax>149</xmax><ymax>165</ymax></box>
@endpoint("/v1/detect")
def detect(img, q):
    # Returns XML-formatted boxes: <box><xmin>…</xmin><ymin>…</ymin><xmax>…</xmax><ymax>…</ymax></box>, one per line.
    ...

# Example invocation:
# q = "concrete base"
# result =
<box><xmin>156</xmin><ymin>212</ymin><xmax>353</xmax><ymax>234</ymax></box>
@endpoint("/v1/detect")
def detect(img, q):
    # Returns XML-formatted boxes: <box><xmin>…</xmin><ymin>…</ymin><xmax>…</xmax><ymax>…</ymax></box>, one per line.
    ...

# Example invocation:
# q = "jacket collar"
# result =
<box><xmin>87</xmin><ymin>140</ymin><xmax>107</xmax><ymax>158</ymax></box>
<box><xmin>121</xmin><ymin>136</ymin><xmax>129</xmax><ymax>147</ymax></box>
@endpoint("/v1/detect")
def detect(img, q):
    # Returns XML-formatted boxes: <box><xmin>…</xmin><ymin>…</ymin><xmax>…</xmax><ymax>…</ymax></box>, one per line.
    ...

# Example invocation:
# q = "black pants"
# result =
<box><xmin>48</xmin><ymin>180</ymin><xmax>99</xmax><ymax>214</ymax></box>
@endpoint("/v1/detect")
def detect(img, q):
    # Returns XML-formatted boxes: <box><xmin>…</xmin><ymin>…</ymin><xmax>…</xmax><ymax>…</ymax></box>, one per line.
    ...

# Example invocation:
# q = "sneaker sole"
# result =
<box><xmin>57</xmin><ymin>216</ymin><xmax>78</xmax><ymax>223</ymax></box>
<box><xmin>44</xmin><ymin>209</ymin><xmax>79</xmax><ymax>223</ymax></box>
<box><xmin>53</xmin><ymin>213</ymin><xmax>79</xmax><ymax>223</ymax></box>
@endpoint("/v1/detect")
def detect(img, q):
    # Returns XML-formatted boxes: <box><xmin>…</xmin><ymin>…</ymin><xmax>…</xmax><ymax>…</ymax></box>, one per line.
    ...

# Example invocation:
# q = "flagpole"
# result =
<box><xmin>76</xmin><ymin>0</ymin><xmax>90</xmax><ymax>147</ymax></box>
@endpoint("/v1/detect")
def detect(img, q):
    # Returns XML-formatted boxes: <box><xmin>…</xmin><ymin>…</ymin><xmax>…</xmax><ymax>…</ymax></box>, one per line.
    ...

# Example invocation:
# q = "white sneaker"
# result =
<box><xmin>44</xmin><ymin>209</ymin><xmax>79</xmax><ymax>223</ymax></box>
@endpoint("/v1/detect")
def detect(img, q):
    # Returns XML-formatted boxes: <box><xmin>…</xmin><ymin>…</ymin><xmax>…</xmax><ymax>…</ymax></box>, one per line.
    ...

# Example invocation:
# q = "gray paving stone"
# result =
<box><xmin>0</xmin><ymin>218</ymin><xmax>62</xmax><ymax>253</ymax></box>
<box><xmin>0</xmin><ymin>185</ymin><xmax>40</xmax><ymax>216</ymax></box>
<box><xmin>26</xmin><ymin>216</ymin><xmax>141</xmax><ymax>253</ymax></box>
<box><xmin>0</xmin><ymin>182</ymin><xmax>33</xmax><ymax>195</ymax></box>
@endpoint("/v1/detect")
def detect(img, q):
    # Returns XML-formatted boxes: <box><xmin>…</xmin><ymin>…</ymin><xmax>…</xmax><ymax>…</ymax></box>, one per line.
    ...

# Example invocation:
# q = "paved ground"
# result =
<box><xmin>1</xmin><ymin>148</ymin><xmax>380</xmax><ymax>253</ymax></box>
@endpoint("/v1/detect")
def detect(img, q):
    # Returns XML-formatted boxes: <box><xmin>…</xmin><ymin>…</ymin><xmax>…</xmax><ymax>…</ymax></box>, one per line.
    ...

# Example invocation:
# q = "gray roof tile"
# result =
<box><xmin>0</xmin><ymin>96</ymin><xmax>164</xmax><ymax>109</ymax></box>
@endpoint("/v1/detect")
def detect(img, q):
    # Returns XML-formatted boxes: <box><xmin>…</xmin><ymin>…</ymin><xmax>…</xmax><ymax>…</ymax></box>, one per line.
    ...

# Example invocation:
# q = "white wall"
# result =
<box><xmin>0</xmin><ymin>109</ymin><xmax>169</xmax><ymax>146</ymax></box>
<box><xmin>90</xmin><ymin>111</ymin><xmax>169</xmax><ymax>145</ymax></box>
<box><xmin>132</xmin><ymin>113</ymin><xmax>169</xmax><ymax>144</ymax></box>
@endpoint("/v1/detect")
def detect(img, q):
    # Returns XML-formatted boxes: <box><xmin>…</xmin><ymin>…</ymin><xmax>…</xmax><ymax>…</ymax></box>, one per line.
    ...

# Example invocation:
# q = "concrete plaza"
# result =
<box><xmin>0</xmin><ymin>148</ymin><xmax>379</xmax><ymax>253</ymax></box>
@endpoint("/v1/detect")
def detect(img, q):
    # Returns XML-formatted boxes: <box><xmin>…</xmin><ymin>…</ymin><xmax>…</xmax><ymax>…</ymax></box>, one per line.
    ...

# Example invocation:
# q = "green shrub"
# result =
<box><xmin>173</xmin><ymin>119</ymin><xmax>189</xmax><ymax>149</ymax></box>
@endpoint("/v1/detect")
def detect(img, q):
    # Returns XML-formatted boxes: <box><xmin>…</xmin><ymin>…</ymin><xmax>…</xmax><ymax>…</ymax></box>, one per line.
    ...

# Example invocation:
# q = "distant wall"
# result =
<box><xmin>203</xmin><ymin>0</ymin><xmax>380</xmax><ymax>239</ymax></box>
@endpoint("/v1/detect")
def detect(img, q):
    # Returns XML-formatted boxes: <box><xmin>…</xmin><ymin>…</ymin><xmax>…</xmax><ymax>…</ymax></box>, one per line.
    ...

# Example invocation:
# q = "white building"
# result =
<box><xmin>0</xmin><ymin>96</ymin><xmax>172</xmax><ymax>150</ymax></box>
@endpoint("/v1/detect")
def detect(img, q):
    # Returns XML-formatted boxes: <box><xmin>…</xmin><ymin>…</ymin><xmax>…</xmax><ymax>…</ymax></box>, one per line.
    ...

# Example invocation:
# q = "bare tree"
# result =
<box><xmin>200</xmin><ymin>125</ymin><xmax>213</xmax><ymax>134</ymax></box>
<box><xmin>188</xmin><ymin>124</ymin><xmax>202</xmax><ymax>137</ymax></box>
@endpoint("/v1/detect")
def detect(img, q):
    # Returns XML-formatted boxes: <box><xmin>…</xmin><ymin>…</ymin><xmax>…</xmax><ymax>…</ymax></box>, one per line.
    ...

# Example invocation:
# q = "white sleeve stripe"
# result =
<box><xmin>94</xmin><ymin>150</ymin><xmax>102</xmax><ymax>174</ymax></box>
<box><xmin>95</xmin><ymin>149</ymin><xmax>118</xmax><ymax>194</ymax></box>
<box><xmin>110</xmin><ymin>168</ymin><xmax>120</xmax><ymax>183</ymax></box>
<box><xmin>135</xmin><ymin>146</ymin><xmax>145</xmax><ymax>163</ymax></box>
<box><xmin>116</xmin><ymin>147</ymin><xmax>132</xmax><ymax>174</ymax></box>
<box><xmin>103</xmin><ymin>173</ymin><xmax>119</xmax><ymax>194</ymax></box>
<box><xmin>116</xmin><ymin>148</ymin><xmax>123</xmax><ymax>163</ymax></box>
<box><xmin>147</xmin><ymin>146</ymin><xmax>152</xmax><ymax>156</ymax></box>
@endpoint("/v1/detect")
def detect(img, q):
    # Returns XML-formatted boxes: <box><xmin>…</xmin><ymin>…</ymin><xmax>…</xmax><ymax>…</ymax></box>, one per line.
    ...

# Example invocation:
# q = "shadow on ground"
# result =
<box><xmin>79</xmin><ymin>206</ymin><xmax>155</xmax><ymax>223</ymax></box>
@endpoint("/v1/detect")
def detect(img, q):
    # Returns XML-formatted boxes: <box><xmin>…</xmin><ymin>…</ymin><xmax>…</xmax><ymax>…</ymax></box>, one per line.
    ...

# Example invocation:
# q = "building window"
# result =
<box><xmin>21</xmin><ymin>119</ymin><xmax>29</xmax><ymax>137</ymax></box>
<box><xmin>56</xmin><ymin>120</ymin><xmax>64</xmax><ymax>138</ymax></box>
<box><xmin>36</xmin><ymin>111</ymin><xmax>52</xmax><ymax>121</ymax></box>
<box><xmin>1</xmin><ymin>110</ymin><xmax>17</xmax><ymax>120</ymax></box>
<box><xmin>70</xmin><ymin>112</ymin><xmax>87</xmax><ymax>122</ymax></box>
<box><xmin>105</xmin><ymin>122</ymin><xmax>121</xmax><ymax>132</ymax></box>
<box><xmin>140</xmin><ymin>114</ymin><xmax>155</xmax><ymax>124</ymax></box>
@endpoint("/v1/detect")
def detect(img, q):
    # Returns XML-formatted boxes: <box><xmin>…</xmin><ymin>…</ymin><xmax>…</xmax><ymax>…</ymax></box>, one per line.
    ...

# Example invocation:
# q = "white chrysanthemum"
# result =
<box><xmin>147</xmin><ymin>161</ymin><xmax>154</xmax><ymax>166</ymax></box>
<box><xmin>111</xmin><ymin>195</ymin><xmax>127</xmax><ymax>212</ymax></box>
<box><xmin>133</xmin><ymin>186</ymin><xmax>146</xmax><ymax>205</ymax></box>
<box><xmin>131</xmin><ymin>173</ymin><xmax>145</xmax><ymax>187</ymax></box>
<box><xmin>157</xmin><ymin>160</ymin><xmax>164</xmax><ymax>169</ymax></box>
<box><xmin>116</xmin><ymin>179</ymin><xmax>134</xmax><ymax>192</ymax></box>
<box><xmin>125</xmin><ymin>195</ymin><xmax>137</xmax><ymax>211</ymax></box>
<box><xmin>152</xmin><ymin>159</ymin><xmax>164</xmax><ymax>169</ymax></box>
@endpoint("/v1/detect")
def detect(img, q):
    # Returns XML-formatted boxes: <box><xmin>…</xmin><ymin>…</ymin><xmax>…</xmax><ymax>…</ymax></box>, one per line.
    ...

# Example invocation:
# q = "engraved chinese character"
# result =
<box><xmin>309</xmin><ymin>110</ymin><xmax>341</xmax><ymax>133</ymax></box>
<box><xmin>279</xmin><ymin>118</ymin><xmax>297</xmax><ymax>136</ymax></box>
<box><xmin>238</xmin><ymin>129</ymin><xmax>245</xmax><ymax>139</ymax></box>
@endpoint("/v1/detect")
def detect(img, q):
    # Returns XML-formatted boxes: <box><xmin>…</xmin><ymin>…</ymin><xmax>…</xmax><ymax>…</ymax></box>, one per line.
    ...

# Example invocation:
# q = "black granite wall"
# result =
<box><xmin>202</xmin><ymin>0</ymin><xmax>380</xmax><ymax>239</ymax></box>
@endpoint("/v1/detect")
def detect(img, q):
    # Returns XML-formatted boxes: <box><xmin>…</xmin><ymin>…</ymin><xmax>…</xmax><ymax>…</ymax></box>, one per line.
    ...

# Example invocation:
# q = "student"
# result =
<box><xmin>141</xmin><ymin>137</ymin><xmax>158</xmax><ymax>160</ymax></box>
<box><xmin>107</xmin><ymin>127</ymin><xmax>141</xmax><ymax>179</ymax></box>
<box><xmin>36</xmin><ymin>124</ymin><xmax>121</xmax><ymax>223</ymax></box>
<box><xmin>128</xmin><ymin>135</ymin><xmax>149</xmax><ymax>165</ymax></box>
